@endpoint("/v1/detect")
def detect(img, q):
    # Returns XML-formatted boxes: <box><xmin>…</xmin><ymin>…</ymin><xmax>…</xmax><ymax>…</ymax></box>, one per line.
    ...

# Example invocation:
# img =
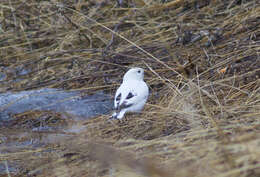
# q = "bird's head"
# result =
<box><xmin>123</xmin><ymin>67</ymin><xmax>144</xmax><ymax>81</ymax></box>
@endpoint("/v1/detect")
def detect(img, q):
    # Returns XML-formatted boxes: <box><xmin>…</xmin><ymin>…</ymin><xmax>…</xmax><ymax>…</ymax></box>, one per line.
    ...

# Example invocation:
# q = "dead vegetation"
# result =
<box><xmin>0</xmin><ymin>0</ymin><xmax>259</xmax><ymax>176</ymax></box>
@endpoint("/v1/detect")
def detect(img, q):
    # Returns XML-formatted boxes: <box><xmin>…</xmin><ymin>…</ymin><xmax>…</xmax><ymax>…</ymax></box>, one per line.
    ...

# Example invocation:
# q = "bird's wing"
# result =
<box><xmin>117</xmin><ymin>90</ymin><xmax>136</xmax><ymax>110</ymax></box>
<box><xmin>123</xmin><ymin>81</ymin><xmax>148</xmax><ymax>104</ymax></box>
<box><xmin>117</xmin><ymin>81</ymin><xmax>148</xmax><ymax>110</ymax></box>
<box><xmin>114</xmin><ymin>86</ymin><xmax>122</xmax><ymax>109</ymax></box>
<box><xmin>114</xmin><ymin>82</ymin><xmax>134</xmax><ymax>109</ymax></box>
<box><xmin>114</xmin><ymin>83</ymin><xmax>130</xmax><ymax>109</ymax></box>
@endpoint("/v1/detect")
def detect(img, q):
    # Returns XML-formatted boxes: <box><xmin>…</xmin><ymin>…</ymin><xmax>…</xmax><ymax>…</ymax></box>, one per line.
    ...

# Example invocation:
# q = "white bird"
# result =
<box><xmin>111</xmin><ymin>67</ymin><xmax>149</xmax><ymax>120</ymax></box>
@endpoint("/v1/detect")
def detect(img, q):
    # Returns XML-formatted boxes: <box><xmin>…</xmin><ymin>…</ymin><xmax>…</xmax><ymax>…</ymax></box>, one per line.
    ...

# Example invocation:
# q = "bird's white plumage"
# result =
<box><xmin>112</xmin><ymin>67</ymin><xmax>149</xmax><ymax>119</ymax></box>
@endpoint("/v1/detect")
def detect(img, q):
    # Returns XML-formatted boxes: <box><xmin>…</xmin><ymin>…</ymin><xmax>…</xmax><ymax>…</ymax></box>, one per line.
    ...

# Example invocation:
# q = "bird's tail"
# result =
<box><xmin>109</xmin><ymin>112</ymin><xmax>118</xmax><ymax>119</ymax></box>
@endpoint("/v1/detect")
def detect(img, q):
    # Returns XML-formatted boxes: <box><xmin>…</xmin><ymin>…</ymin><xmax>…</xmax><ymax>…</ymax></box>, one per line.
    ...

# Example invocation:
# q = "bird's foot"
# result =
<box><xmin>108</xmin><ymin>116</ymin><xmax>126</xmax><ymax>124</ymax></box>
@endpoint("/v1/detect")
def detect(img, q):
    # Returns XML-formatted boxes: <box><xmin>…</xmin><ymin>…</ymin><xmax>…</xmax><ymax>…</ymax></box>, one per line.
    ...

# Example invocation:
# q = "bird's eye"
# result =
<box><xmin>137</xmin><ymin>70</ymin><xmax>141</xmax><ymax>73</ymax></box>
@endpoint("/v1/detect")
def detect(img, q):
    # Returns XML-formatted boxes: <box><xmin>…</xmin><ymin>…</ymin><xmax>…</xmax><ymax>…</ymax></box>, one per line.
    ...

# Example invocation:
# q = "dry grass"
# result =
<box><xmin>0</xmin><ymin>0</ymin><xmax>259</xmax><ymax>176</ymax></box>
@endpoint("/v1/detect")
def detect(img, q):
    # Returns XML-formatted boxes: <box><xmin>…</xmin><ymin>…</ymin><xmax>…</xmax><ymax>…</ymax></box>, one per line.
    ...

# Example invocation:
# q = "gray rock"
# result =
<box><xmin>0</xmin><ymin>88</ymin><xmax>113</xmax><ymax>124</ymax></box>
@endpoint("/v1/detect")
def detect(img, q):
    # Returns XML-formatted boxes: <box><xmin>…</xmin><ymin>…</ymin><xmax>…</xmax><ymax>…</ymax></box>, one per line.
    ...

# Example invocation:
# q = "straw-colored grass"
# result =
<box><xmin>0</xmin><ymin>0</ymin><xmax>259</xmax><ymax>176</ymax></box>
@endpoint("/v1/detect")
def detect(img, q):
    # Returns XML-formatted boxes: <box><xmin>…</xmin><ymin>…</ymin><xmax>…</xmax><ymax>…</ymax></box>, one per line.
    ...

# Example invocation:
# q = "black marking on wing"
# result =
<box><xmin>116</xmin><ymin>93</ymin><xmax>121</xmax><ymax>101</ymax></box>
<box><xmin>115</xmin><ymin>93</ymin><xmax>121</xmax><ymax>109</ymax></box>
<box><xmin>126</xmin><ymin>92</ymin><xmax>134</xmax><ymax>99</ymax></box>
<box><xmin>115</xmin><ymin>92</ymin><xmax>135</xmax><ymax>111</ymax></box>
<box><xmin>117</xmin><ymin>92</ymin><xmax>135</xmax><ymax>110</ymax></box>
<box><xmin>118</xmin><ymin>102</ymin><xmax>133</xmax><ymax>110</ymax></box>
